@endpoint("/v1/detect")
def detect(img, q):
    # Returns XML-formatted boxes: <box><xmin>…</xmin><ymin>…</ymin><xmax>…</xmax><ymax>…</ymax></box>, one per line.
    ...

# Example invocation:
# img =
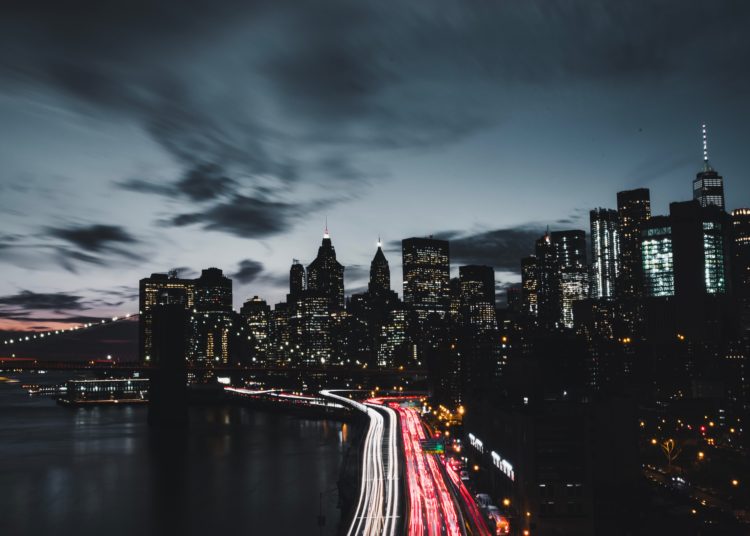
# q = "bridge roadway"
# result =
<box><xmin>0</xmin><ymin>357</ymin><xmax>425</xmax><ymax>377</ymax></box>
<box><xmin>321</xmin><ymin>390</ymin><xmax>401</xmax><ymax>536</ymax></box>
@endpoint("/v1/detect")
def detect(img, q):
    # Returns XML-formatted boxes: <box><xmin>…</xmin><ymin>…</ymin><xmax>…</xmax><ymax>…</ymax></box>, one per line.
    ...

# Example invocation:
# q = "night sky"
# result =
<box><xmin>1</xmin><ymin>1</ymin><xmax>749</xmax><ymax>333</ymax></box>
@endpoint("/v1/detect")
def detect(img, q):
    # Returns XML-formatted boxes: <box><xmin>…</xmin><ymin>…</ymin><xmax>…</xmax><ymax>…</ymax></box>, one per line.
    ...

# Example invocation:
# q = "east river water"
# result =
<box><xmin>0</xmin><ymin>372</ymin><xmax>349</xmax><ymax>535</ymax></box>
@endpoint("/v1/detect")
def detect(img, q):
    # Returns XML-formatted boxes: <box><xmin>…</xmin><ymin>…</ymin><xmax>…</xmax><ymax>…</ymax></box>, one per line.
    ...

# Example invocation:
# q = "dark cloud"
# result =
<box><xmin>440</xmin><ymin>227</ymin><xmax>544</xmax><ymax>273</ymax></box>
<box><xmin>6</xmin><ymin>1</ymin><xmax>747</xmax><ymax>239</ymax></box>
<box><xmin>0</xmin><ymin>290</ymin><xmax>85</xmax><ymax>311</ymax></box>
<box><xmin>167</xmin><ymin>194</ymin><xmax>334</xmax><ymax>238</ymax></box>
<box><xmin>232</xmin><ymin>259</ymin><xmax>264</xmax><ymax>284</ymax></box>
<box><xmin>47</xmin><ymin>224</ymin><xmax>137</xmax><ymax>253</ymax></box>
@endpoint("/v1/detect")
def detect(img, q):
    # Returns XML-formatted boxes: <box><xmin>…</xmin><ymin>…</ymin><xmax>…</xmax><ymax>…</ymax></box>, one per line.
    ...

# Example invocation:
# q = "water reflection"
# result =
<box><xmin>0</xmin><ymin>373</ymin><xmax>348</xmax><ymax>536</ymax></box>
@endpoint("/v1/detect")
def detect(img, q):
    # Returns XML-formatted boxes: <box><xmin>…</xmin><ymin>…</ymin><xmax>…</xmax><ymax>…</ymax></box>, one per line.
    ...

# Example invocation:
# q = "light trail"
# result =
<box><xmin>395</xmin><ymin>404</ymin><xmax>462</xmax><ymax>536</ymax></box>
<box><xmin>445</xmin><ymin>460</ymin><xmax>493</xmax><ymax>536</ymax></box>
<box><xmin>320</xmin><ymin>390</ymin><xmax>400</xmax><ymax>536</ymax></box>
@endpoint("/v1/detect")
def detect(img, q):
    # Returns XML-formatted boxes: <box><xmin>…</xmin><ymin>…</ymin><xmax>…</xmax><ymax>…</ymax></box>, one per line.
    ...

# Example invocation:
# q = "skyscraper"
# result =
<box><xmin>458</xmin><ymin>265</ymin><xmax>496</xmax><ymax>305</ymax></box>
<box><xmin>192</xmin><ymin>268</ymin><xmax>234</xmax><ymax>364</ymax></box>
<box><xmin>551</xmin><ymin>230</ymin><xmax>587</xmax><ymax>269</ymax></box>
<box><xmin>535</xmin><ymin>230</ymin><xmax>588</xmax><ymax>328</ymax></box>
<box><xmin>369</xmin><ymin>239</ymin><xmax>391</xmax><ymax>296</ymax></box>
<box><xmin>617</xmin><ymin>188</ymin><xmax>651</xmax><ymax>298</ymax></box>
<box><xmin>535</xmin><ymin>231</ymin><xmax>559</xmax><ymax>328</ymax></box>
<box><xmin>521</xmin><ymin>256</ymin><xmax>538</xmax><ymax>316</ymax></box>
<box><xmin>731</xmin><ymin>208</ymin><xmax>750</xmax><ymax>330</ymax></box>
<box><xmin>138</xmin><ymin>271</ymin><xmax>195</xmax><ymax>363</ymax></box>
<box><xmin>590</xmin><ymin>208</ymin><xmax>620</xmax><ymax>299</ymax></box>
<box><xmin>402</xmin><ymin>237</ymin><xmax>450</xmax><ymax>321</ymax></box>
<box><xmin>641</xmin><ymin>216</ymin><xmax>674</xmax><ymax>297</ymax></box>
<box><xmin>289</xmin><ymin>260</ymin><xmax>305</xmax><ymax>302</ymax></box>
<box><xmin>693</xmin><ymin>124</ymin><xmax>725</xmax><ymax>210</ymax></box>
<box><xmin>306</xmin><ymin>227</ymin><xmax>345</xmax><ymax>312</ymax></box>
<box><xmin>240</xmin><ymin>296</ymin><xmax>271</xmax><ymax>364</ymax></box>
<box><xmin>458</xmin><ymin>265</ymin><xmax>497</xmax><ymax>332</ymax></box>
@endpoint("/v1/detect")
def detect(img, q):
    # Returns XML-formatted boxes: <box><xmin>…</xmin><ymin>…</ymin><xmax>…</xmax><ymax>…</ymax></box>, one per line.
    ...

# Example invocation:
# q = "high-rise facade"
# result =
<box><xmin>240</xmin><ymin>296</ymin><xmax>271</xmax><ymax>364</ymax></box>
<box><xmin>138</xmin><ymin>272</ymin><xmax>195</xmax><ymax>363</ymax></box>
<box><xmin>731</xmin><ymin>208</ymin><xmax>750</xmax><ymax>330</ymax></box>
<box><xmin>535</xmin><ymin>232</ymin><xmax>559</xmax><ymax>328</ymax></box>
<box><xmin>289</xmin><ymin>260</ymin><xmax>305</xmax><ymax>302</ymax></box>
<box><xmin>616</xmin><ymin>188</ymin><xmax>651</xmax><ymax>298</ymax></box>
<box><xmin>192</xmin><ymin>268</ymin><xmax>234</xmax><ymax>364</ymax></box>
<box><xmin>402</xmin><ymin>237</ymin><xmax>450</xmax><ymax>321</ymax></box>
<box><xmin>306</xmin><ymin>230</ymin><xmax>345</xmax><ymax>312</ymax></box>
<box><xmin>458</xmin><ymin>265</ymin><xmax>496</xmax><ymax>305</ymax></box>
<box><xmin>641</xmin><ymin>216</ymin><xmax>674</xmax><ymax>297</ymax></box>
<box><xmin>521</xmin><ymin>256</ymin><xmax>538</xmax><ymax>316</ymax></box>
<box><xmin>590</xmin><ymin>208</ymin><xmax>620</xmax><ymax>299</ymax></box>
<box><xmin>369</xmin><ymin>241</ymin><xmax>391</xmax><ymax>296</ymax></box>
<box><xmin>560</xmin><ymin>267</ymin><xmax>589</xmax><ymax>329</ymax></box>
<box><xmin>459</xmin><ymin>265</ymin><xmax>497</xmax><ymax>332</ymax></box>
<box><xmin>693</xmin><ymin>124</ymin><xmax>725</xmax><ymax>210</ymax></box>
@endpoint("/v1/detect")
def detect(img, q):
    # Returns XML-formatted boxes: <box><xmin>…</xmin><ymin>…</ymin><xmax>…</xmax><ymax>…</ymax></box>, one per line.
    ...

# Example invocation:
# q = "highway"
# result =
<box><xmin>393</xmin><ymin>403</ymin><xmax>463</xmax><ymax>536</ymax></box>
<box><xmin>321</xmin><ymin>390</ymin><xmax>400</xmax><ymax>536</ymax></box>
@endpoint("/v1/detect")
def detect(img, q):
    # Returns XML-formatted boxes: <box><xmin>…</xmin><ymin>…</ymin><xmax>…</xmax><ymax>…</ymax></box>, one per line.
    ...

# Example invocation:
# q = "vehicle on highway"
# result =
<box><xmin>475</xmin><ymin>493</ymin><xmax>492</xmax><ymax>509</ymax></box>
<box><xmin>486</xmin><ymin>509</ymin><xmax>511</xmax><ymax>535</ymax></box>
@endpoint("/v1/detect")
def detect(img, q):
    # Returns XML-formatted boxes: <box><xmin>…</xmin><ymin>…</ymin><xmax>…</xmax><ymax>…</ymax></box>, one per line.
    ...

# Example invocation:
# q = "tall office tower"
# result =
<box><xmin>270</xmin><ymin>302</ymin><xmax>292</xmax><ymax>360</ymax></box>
<box><xmin>617</xmin><ymin>188</ymin><xmax>651</xmax><ymax>297</ymax></box>
<box><xmin>458</xmin><ymin>265</ymin><xmax>496</xmax><ymax>305</ymax></box>
<box><xmin>377</xmin><ymin>308</ymin><xmax>410</xmax><ymax>368</ymax></box>
<box><xmin>402</xmin><ymin>237</ymin><xmax>450</xmax><ymax>321</ymax></box>
<box><xmin>590</xmin><ymin>208</ymin><xmax>620</xmax><ymax>299</ymax></box>
<box><xmin>306</xmin><ymin>227</ymin><xmax>345</xmax><ymax>312</ymax></box>
<box><xmin>670</xmin><ymin>201</ymin><xmax>731</xmax><ymax>341</ymax></box>
<box><xmin>138</xmin><ymin>271</ymin><xmax>195</xmax><ymax>363</ymax></box>
<box><xmin>693</xmin><ymin>124</ymin><xmax>725</xmax><ymax>210</ymax></box>
<box><xmin>448</xmin><ymin>277</ymin><xmax>461</xmax><ymax>321</ymax></box>
<box><xmin>641</xmin><ymin>216</ymin><xmax>674</xmax><ymax>297</ymax></box>
<box><xmin>535</xmin><ymin>232</ymin><xmax>560</xmax><ymax>327</ymax></box>
<box><xmin>192</xmin><ymin>268</ymin><xmax>234</xmax><ymax>364</ymax></box>
<box><xmin>551</xmin><ymin>230</ymin><xmax>587</xmax><ymax>269</ymax></box>
<box><xmin>296</xmin><ymin>292</ymin><xmax>331</xmax><ymax>365</ymax></box>
<box><xmin>458</xmin><ymin>265</ymin><xmax>497</xmax><ymax>332</ymax></box>
<box><xmin>369</xmin><ymin>239</ymin><xmax>391</xmax><ymax>296</ymax></box>
<box><xmin>240</xmin><ymin>296</ymin><xmax>271</xmax><ymax>364</ymax></box>
<box><xmin>560</xmin><ymin>267</ymin><xmax>589</xmax><ymax>329</ymax></box>
<box><xmin>194</xmin><ymin>268</ymin><xmax>233</xmax><ymax>312</ymax></box>
<box><xmin>731</xmin><ymin>209</ymin><xmax>750</xmax><ymax>329</ymax></box>
<box><xmin>521</xmin><ymin>256</ymin><xmax>539</xmax><ymax>316</ymax></box>
<box><xmin>289</xmin><ymin>260</ymin><xmax>305</xmax><ymax>302</ymax></box>
<box><xmin>670</xmin><ymin>201</ymin><xmax>729</xmax><ymax>296</ymax></box>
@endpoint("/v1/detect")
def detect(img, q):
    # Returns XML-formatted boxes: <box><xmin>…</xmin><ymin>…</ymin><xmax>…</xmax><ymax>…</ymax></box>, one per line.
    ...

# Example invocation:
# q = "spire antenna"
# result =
<box><xmin>377</xmin><ymin>235</ymin><xmax>382</xmax><ymax>248</ymax></box>
<box><xmin>324</xmin><ymin>217</ymin><xmax>329</xmax><ymax>239</ymax></box>
<box><xmin>702</xmin><ymin>123</ymin><xmax>709</xmax><ymax>162</ymax></box>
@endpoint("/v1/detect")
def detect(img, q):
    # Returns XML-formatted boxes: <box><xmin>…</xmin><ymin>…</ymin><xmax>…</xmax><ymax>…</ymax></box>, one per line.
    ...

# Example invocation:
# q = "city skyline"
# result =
<box><xmin>2</xmin><ymin>2</ymin><xmax>750</xmax><ymax>334</ymax></box>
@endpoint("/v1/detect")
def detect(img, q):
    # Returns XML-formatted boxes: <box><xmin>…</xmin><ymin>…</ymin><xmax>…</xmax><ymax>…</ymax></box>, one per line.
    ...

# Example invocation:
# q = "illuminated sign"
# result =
<box><xmin>468</xmin><ymin>433</ymin><xmax>484</xmax><ymax>453</ymax></box>
<box><xmin>217</xmin><ymin>376</ymin><xmax>231</xmax><ymax>385</ymax></box>
<box><xmin>491</xmin><ymin>451</ymin><xmax>515</xmax><ymax>481</ymax></box>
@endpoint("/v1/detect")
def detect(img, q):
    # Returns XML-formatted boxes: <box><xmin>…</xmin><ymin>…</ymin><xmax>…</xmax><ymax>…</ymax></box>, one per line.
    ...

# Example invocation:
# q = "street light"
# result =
<box><xmin>502</xmin><ymin>498</ymin><xmax>511</xmax><ymax>507</ymax></box>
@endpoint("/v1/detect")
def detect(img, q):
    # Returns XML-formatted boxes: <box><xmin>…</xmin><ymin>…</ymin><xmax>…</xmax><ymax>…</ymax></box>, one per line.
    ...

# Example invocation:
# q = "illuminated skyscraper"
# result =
<box><xmin>138</xmin><ymin>271</ymin><xmax>195</xmax><ymax>363</ymax></box>
<box><xmin>590</xmin><ymin>208</ymin><xmax>620</xmax><ymax>299</ymax></box>
<box><xmin>240</xmin><ymin>296</ymin><xmax>271</xmax><ymax>364</ymax></box>
<box><xmin>617</xmin><ymin>188</ymin><xmax>651</xmax><ymax>297</ymax></box>
<box><xmin>535</xmin><ymin>231</ymin><xmax>559</xmax><ymax>328</ymax></box>
<box><xmin>306</xmin><ymin>227</ymin><xmax>345</xmax><ymax>312</ymax></box>
<box><xmin>560</xmin><ymin>267</ymin><xmax>589</xmax><ymax>329</ymax></box>
<box><xmin>551</xmin><ymin>230</ymin><xmax>587</xmax><ymax>269</ymax></box>
<box><xmin>369</xmin><ymin>239</ymin><xmax>391</xmax><ymax>296</ymax></box>
<box><xmin>641</xmin><ymin>216</ymin><xmax>674</xmax><ymax>297</ymax></box>
<box><xmin>731</xmin><ymin>208</ymin><xmax>750</xmax><ymax>329</ymax></box>
<box><xmin>521</xmin><ymin>256</ymin><xmax>538</xmax><ymax>316</ymax></box>
<box><xmin>458</xmin><ymin>265</ymin><xmax>496</xmax><ymax>305</ymax></box>
<box><xmin>402</xmin><ymin>237</ymin><xmax>450</xmax><ymax>321</ymax></box>
<box><xmin>192</xmin><ymin>268</ymin><xmax>234</xmax><ymax>364</ymax></box>
<box><xmin>458</xmin><ymin>265</ymin><xmax>497</xmax><ymax>332</ymax></box>
<box><xmin>693</xmin><ymin>124</ymin><xmax>725</xmax><ymax>210</ymax></box>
